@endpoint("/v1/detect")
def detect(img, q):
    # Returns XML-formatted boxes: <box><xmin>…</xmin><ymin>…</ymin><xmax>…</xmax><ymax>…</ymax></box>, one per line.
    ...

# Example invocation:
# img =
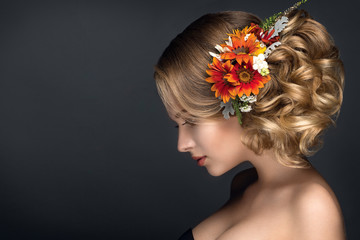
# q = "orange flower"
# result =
<box><xmin>220</xmin><ymin>31</ymin><xmax>266</xmax><ymax>65</ymax></box>
<box><xmin>206</xmin><ymin>58</ymin><xmax>239</xmax><ymax>103</ymax></box>
<box><xmin>225</xmin><ymin>61</ymin><xmax>270</xmax><ymax>97</ymax></box>
<box><xmin>238</xmin><ymin>24</ymin><xmax>258</xmax><ymax>35</ymax></box>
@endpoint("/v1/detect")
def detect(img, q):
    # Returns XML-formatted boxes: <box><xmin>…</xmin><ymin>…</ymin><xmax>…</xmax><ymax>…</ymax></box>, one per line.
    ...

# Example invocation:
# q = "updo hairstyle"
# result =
<box><xmin>154</xmin><ymin>10</ymin><xmax>344</xmax><ymax>168</ymax></box>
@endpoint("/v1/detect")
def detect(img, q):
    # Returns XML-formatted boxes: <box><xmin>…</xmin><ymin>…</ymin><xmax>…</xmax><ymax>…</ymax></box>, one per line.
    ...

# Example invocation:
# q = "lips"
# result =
<box><xmin>192</xmin><ymin>156</ymin><xmax>206</xmax><ymax>166</ymax></box>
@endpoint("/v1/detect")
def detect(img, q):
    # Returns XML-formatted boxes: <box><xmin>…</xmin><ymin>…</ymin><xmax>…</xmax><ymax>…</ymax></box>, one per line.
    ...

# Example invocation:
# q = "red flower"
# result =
<box><xmin>259</xmin><ymin>29</ymin><xmax>280</xmax><ymax>46</ymax></box>
<box><xmin>247</xmin><ymin>23</ymin><xmax>280</xmax><ymax>46</ymax></box>
<box><xmin>225</xmin><ymin>61</ymin><xmax>270</xmax><ymax>97</ymax></box>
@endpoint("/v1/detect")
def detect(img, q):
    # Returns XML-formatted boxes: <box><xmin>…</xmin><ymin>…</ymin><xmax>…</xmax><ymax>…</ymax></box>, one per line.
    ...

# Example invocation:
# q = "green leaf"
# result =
<box><xmin>260</xmin><ymin>0</ymin><xmax>309</xmax><ymax>31</ymax></box>
<box><xmin>232</xmin><ymin>96</ymin><xmax>243</xmax><ymax>125</ymax></box>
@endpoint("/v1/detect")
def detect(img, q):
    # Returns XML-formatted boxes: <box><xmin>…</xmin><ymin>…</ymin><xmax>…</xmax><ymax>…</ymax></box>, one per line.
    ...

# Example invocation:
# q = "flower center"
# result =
<box><xmin>238</xmin><ymin>68</ymin><xmax>253</xmax><ymax>83</ymax></box>
<box><xmin>233</xmin><ymin>47</ymin><xmax>249</xmax><ymax>54</ymax></box>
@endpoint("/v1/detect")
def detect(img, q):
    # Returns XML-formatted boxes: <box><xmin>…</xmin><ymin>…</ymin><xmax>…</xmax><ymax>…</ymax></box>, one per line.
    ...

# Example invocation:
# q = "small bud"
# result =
<box><xmin>260</xmin><ymin>68</ymin><xmax>270</xmax><ymax>76</ymax></box>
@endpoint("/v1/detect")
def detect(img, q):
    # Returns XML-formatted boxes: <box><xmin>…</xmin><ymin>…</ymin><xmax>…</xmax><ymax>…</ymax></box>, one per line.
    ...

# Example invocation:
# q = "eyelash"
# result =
<box><xmin>174</xmin><ymin>121</ymin><xmax>194</xmax><ymax>129</ymax></box>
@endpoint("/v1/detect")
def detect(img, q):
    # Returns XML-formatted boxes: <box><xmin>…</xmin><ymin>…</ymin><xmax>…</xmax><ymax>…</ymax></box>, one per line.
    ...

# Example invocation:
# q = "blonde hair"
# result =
<box><xmin>154</xmin><ymin>10</ymin><xmax>344</xmax><ymax>168</ymax></box>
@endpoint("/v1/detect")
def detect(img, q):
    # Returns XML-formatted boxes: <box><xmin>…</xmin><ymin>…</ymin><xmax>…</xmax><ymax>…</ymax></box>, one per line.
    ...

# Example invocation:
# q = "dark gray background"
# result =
<box><xmin>0</xmin><ymin>0</ymin><xmax>358</xmax><ymax>239</ymax></box>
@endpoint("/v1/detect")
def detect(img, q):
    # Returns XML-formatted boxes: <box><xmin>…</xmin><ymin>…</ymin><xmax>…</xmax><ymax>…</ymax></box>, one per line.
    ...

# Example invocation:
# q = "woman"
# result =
<box><xmin>154</xmin><ymin>2</ymin><xmax>345</xmax><ymax>239</ymax></box>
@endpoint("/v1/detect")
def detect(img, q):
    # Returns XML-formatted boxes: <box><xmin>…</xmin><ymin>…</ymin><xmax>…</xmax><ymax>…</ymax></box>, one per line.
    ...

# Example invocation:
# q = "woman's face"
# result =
<box><xmin>169</xmin><ymin>112</ymin><xmax>254</xmax><ymax>176</ymax></box>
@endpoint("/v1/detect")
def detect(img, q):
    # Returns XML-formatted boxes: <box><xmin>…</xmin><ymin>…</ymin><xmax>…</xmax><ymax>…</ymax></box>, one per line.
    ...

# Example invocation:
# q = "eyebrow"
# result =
<box><xmin>174</xmin><ymin>109</ymin><xmax>188</xmax><ymax>119</ymax></box>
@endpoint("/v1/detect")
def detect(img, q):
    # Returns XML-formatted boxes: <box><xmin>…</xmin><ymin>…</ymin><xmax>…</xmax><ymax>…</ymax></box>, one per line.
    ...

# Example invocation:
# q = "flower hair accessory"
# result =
<box><xmin>206</xmin><ymin>0</ymin><xmax>308</xmax><ymax>124</ymax></box>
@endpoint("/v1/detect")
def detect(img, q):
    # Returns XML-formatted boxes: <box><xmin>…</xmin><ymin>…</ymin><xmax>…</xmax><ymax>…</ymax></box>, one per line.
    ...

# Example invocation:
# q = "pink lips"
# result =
<box><xmin>192</xmin><ymin>156</ymin><xmax>206</xmax><ymax>166</ymax></box>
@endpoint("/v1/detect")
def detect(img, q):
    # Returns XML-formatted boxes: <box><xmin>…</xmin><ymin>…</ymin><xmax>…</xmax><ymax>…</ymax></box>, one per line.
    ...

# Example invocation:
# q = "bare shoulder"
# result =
<box><xmin>291</xmin><ymin>180</ymin><xmax>346</xmax><ymax>240</ymax></box>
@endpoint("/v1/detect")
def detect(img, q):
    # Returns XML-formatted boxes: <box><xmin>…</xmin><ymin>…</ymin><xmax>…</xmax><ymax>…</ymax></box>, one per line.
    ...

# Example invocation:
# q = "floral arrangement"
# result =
<box><xmin>205</xmin><ymin>0</ymin><xmax>308</xmax><ymax>124</ymax></box>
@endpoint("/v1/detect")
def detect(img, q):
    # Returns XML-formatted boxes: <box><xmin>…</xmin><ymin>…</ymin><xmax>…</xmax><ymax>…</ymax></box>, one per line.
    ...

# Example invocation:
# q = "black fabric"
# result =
<box><xmin>178</xmin><ymin>228</ymin><xmax>194</xmax><ymax>240</ymax></box>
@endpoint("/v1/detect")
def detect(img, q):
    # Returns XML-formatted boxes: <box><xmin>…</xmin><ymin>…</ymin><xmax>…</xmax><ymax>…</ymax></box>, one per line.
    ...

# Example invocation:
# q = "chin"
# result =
<box><xmin>206</xmin><ymin>167</ymin><xmax>227</xmax><ymax>177</ymax></box>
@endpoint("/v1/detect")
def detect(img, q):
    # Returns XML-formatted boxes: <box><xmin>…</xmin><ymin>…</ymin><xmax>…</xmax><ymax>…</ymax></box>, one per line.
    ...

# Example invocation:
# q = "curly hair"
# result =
<box><xmin>154</xmin><ymin>10</ymin><xmax>344</xmax><ymax>168</ymax></box>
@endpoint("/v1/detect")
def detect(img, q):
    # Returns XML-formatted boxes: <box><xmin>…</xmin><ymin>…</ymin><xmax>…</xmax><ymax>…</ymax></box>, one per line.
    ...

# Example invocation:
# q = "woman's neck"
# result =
<box><xmin>248</xmin><ymin>149</ymin><xmax>312</xmax><ymax>187</ymax></box>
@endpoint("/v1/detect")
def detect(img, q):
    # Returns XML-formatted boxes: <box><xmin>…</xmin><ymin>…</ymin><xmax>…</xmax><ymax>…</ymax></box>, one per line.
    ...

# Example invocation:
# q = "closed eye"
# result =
<box><xmin>175</xmin><ymin>121</ymin><xmax>195</xmax><ymax>128</ymax></box>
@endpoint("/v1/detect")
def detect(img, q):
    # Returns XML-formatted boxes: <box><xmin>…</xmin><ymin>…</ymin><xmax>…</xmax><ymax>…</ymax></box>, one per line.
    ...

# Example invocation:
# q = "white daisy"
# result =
<box><xmin>240</xmin><ymin>105</ymin><xmax>252</xmax><ymax>112</ymax></box>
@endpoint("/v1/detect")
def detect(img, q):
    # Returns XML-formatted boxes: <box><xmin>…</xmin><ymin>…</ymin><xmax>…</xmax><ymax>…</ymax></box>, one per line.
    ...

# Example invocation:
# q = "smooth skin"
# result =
<box><xmin>170</xmin><ymin>113</ymin><xmax>346</xmax><ymax>240</ymax></box>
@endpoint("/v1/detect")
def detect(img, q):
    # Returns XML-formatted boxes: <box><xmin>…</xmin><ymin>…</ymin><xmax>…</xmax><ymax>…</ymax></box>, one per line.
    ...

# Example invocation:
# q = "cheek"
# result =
<box><xmin>192</xmin><ymin>125</ymin><xmax>223</xmax><ymax>151</ymax></box>
<box><xmin>193</xmin><ymin>122</ymin><xmax>243</xmax><ymax>154</ymax></box>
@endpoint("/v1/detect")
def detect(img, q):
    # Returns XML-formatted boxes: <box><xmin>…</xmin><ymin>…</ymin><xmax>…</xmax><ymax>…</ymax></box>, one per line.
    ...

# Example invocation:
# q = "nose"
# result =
<box><xmin>177</xmin><ymin>127</ymin><xmax>195</xmax><ymax>152</ymax></box>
